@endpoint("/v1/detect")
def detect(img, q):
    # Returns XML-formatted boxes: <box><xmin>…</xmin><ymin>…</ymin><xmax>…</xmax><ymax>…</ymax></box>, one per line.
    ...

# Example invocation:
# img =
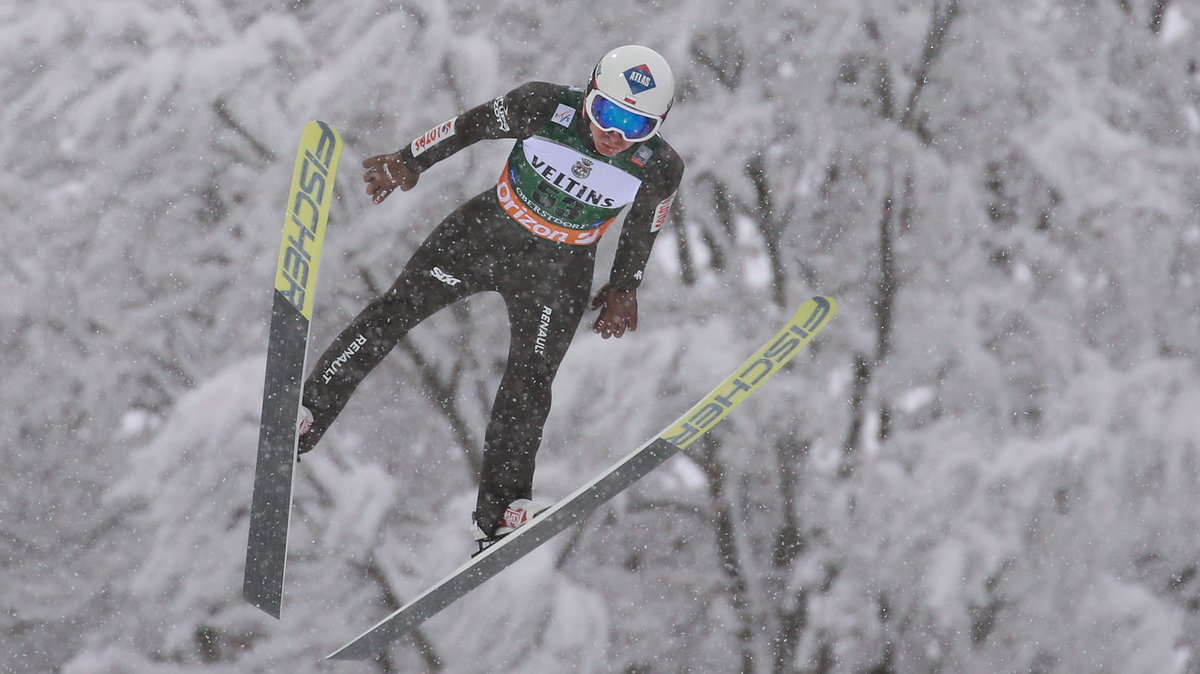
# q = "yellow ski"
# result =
<box><xmin>329</xmin><ymin>296</ymin><xmax>837</xmax><ymax>659</ymax></box>
<box><xmin>244</xmin><ymin>121</ymin><xmax>343</xmax><ymax>618</ymax></box>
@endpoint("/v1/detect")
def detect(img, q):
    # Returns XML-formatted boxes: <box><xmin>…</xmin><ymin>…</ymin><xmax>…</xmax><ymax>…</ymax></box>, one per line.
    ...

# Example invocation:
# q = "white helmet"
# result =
<box><xmin>585</xmin><ymin>45</ymin><xmax>674</xmax><ymax>141</ymax></box>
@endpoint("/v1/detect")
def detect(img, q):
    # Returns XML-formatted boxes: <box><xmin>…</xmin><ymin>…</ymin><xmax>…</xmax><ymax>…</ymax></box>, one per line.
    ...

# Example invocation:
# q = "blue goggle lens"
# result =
<box><xmin>589</xmin><ymin>94</ymin><xmax>658</xmax><ymax>141</ymax></box>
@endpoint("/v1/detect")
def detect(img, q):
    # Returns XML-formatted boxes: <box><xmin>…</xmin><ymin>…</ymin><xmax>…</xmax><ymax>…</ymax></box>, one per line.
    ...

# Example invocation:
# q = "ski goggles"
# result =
<box><xmin>585</xmin><ymin>89</ymin><xmax>663</xmax><ymax>142</ymax></box>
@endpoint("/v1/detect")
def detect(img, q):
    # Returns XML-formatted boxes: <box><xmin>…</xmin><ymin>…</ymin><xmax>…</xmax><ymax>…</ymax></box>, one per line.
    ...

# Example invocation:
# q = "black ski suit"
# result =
<box><xmin>300</xmin><ymin>82</ymin><xmax>684</xmax><ymax>534</ymax></box>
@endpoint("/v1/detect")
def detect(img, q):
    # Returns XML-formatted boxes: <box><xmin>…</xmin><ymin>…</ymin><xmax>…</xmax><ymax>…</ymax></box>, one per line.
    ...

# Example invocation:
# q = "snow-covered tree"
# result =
<box><xmin>4</xmin><ymin>0</ymin><xmax>1199</xmax><ymax>672</ymax></box>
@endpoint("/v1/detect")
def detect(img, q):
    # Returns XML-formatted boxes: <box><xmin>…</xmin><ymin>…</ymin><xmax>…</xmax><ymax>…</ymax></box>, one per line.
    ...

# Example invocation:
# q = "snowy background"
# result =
<box><xmin>4</xmin><ymin>0</ymin><xmax>1200</xmax><ymax>672</ymax></box>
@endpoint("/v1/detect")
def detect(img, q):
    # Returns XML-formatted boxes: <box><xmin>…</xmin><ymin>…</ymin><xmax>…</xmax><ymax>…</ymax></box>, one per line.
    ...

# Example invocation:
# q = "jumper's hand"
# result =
<box><xmin>590</xmin><ymin>284</ymin><xmax>638</xmax><ymax>339</ymax></box>
<box><xmin>362</xmin><ymin>153</ymin><xmax>419</xmax><ymax>204</ymax></box>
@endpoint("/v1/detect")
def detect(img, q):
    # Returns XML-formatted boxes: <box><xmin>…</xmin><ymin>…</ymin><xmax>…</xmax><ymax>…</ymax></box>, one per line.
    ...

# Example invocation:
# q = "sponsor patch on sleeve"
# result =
<box><xmin>411</xmin><ymin>117</ymin><xmax>457</xmax><ymax>158</ymax></box>
<box><xmin>492</xmin><ymin>96</ymin><xmax>511</xmax><ymax>132</ymax></box>
<box><xmin>551</xmin><ymin>104</ymin><xmax>576</xmax><ymax>127</ymax></box>
<box><xmin>651</xmin><ymin>193</ymin><xmax>675</xmax><ymax>232</ymax></box>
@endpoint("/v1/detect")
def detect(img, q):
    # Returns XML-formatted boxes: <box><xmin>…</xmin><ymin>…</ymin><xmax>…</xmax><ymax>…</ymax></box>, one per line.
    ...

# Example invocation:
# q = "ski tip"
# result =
<box><xmin>813</xmin><ymin>294</ymin><xmax>837</xmax><ymax>313</ymax></box>
<box><xmin>793</xmin><ymin>295</ymin><xmax>837</xmax><ymax>335</ymax></box>
<box><xmin>307</xmin><ymin>119</ymin><xmax>341</xmax><ymax>137</ymax></box>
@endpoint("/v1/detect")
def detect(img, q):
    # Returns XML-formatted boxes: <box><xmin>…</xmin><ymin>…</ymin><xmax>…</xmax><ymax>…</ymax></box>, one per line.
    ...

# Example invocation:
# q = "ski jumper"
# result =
<box><xmin>299</xmin><ymin>82</ymin><xmax>684</xmax><ymax>533</ymax></box>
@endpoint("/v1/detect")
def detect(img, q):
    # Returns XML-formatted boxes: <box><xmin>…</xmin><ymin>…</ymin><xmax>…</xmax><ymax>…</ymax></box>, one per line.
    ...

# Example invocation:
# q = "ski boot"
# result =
<box><xmin>295</xmin><ymin>406</ymin><xmax>315</xmax><ymax>461</ymax></box>
<box><xmin>298</xmin><ymin>405</ymin><xmax>313</xmax><ymax>437</ymax></box>
<box><xmin>470</xmin><ymin>499</ymin><xmax>547</xmax><ymax>555</ymax></box>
